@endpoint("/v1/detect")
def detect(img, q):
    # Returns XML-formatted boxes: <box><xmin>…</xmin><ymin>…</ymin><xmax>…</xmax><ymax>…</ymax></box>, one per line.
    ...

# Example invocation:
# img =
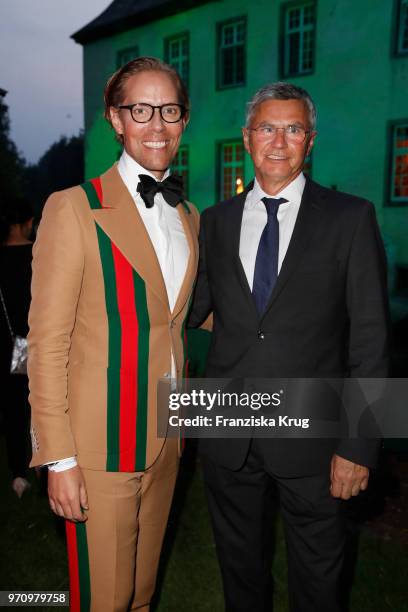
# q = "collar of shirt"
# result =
<box><xmin>246</xmin><ymin>172</ymin><xmax>306</xmax><ymax>210</ymax></box>
<box><xmin>117</xmin><ymin>149</ymin><xmax>170</xmax><ymax>199</ymax></box>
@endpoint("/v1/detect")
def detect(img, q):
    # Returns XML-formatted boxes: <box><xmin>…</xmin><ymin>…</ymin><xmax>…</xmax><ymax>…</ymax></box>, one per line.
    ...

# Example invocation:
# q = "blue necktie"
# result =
<box><xmin>252</xmin><ymin>197</ymin><xmax>288</xmax><ymax>315</ymax></box>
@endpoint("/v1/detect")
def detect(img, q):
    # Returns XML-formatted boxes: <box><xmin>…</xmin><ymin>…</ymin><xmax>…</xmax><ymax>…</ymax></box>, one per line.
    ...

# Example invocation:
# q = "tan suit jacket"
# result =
<box><xmin>28</xmin><ymin>164</ymin><xmax>199</xmax><ymax>472</ymax></box>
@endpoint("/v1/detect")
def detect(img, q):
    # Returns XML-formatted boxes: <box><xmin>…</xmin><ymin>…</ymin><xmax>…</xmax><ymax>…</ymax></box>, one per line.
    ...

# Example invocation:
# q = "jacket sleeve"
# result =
<box><xmin>336</xmin><ymin>201</ymin><xmax>391</xmax><ymax>468</ymax></box>
<box><xmin>28</xmin><ymin>191</ymin><xmax>84</xmax><ymax>466</ymax></box>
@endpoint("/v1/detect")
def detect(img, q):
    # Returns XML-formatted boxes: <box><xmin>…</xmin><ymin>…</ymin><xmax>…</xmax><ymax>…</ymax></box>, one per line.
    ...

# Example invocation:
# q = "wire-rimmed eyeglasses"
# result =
<box><xmin>117</xmin><ymin>103</ymin><xmax>187</xmax><ymax>123</ymax></box>
<box><xmin>246</xmin><ymin>124</ymin><xmax>311</xmax><ymax>144</ymax></box>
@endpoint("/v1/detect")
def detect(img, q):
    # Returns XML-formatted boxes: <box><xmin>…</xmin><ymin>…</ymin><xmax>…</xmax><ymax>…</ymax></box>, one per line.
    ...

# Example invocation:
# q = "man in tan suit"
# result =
<box><xmin>28</xmin><ymin>57</ymin><xmax>199</xmax><ymax>611</ymax></box>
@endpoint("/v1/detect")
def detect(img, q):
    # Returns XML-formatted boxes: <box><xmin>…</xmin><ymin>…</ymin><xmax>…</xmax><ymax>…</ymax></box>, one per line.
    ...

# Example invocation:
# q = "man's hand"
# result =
<box><xmin>330</xmin><ymin>454</ymin><xmax>369</xmax><ymax>500</ymax></box>
<box><xmin>48</xmin><ymin>465</ymin><xmax>89</xmax><ymax>521</ymax></box>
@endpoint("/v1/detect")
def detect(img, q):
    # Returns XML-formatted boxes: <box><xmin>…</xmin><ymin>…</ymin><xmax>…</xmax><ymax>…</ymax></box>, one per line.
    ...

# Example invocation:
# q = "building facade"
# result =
<box><xmin>73</xmin><ymin>0</ymin><xmax>408</xmax><ymax>272</ymax></box>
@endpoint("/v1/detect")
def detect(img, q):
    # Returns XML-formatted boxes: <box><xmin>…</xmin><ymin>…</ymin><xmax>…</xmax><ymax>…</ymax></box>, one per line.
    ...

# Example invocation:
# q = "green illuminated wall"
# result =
<box><xmin>80</xmin><ymin>0</ymin><xmax>408</xmax><ymax>264</ymax></box>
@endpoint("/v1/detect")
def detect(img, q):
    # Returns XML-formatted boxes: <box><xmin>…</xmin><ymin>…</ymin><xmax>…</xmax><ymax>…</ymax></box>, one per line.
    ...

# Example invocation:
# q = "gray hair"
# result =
<box><xmin>245</xmin><ymin>82</ymin><xmax>317</xmax><ymax>129</ymax></box>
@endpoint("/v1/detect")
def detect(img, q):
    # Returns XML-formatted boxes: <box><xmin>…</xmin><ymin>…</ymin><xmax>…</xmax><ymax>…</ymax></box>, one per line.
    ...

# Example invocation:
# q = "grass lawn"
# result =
<box><xmin>1</xmin><ymin>439</ymin><xmax>407</xmax><ymax>611</ymax></box>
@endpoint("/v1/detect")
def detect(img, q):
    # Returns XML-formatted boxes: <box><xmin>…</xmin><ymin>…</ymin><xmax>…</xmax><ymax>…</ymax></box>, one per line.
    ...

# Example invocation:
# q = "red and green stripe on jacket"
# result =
<box><xmin>80</xmin><ymin>178</ymin><xmax>150</xmax><ymax>472</ymax></box>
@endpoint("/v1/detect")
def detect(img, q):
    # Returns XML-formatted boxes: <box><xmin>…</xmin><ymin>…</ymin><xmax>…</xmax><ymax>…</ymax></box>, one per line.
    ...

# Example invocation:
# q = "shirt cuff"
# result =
<box><xmin>45</xmin><ymin>457</ymin><xmax>77</xmax><ymax>472</ymax></box>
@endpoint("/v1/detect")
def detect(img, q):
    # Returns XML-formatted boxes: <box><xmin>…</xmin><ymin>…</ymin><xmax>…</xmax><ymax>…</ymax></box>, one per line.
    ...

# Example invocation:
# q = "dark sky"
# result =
<box><xmin>0</xmin><ymin>1</ymin><xmax>112</xmax><ymax>164</ymax></box>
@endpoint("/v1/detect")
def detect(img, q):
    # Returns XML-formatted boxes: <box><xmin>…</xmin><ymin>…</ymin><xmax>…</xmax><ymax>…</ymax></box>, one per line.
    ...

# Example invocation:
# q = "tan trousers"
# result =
<box><xmin>66</xmin><ymin>439</ymin><xmax>179</xmax><ymax>612</ymax></box>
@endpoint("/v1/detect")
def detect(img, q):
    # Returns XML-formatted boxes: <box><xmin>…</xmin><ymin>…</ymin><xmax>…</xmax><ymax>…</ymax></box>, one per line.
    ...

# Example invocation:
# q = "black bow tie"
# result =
<box><xmin>137</xmin><ymin>173</ymin><xmax>185</xmax><ymax>209</ymax></box>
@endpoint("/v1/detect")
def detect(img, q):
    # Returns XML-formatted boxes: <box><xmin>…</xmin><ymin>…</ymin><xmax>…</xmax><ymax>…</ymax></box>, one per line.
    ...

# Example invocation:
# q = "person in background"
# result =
<box><xmin>0</xmin><ymin>198</ymin><xmax>34</xmax><ymax>497</ymax></box>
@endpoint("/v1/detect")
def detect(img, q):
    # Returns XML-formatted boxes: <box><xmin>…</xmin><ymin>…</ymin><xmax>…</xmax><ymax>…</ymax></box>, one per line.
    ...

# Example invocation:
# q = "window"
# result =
<box><xmin>217</xmin><ymin>18</ymin><xmax>246</xmax><ymax>89</ymax></box>
<box><xmin>165</xmin><ymin>33</ymin><xmax>189</xmax><ymax>86</ymax></box>
<box><xmin>388</xmin><ymin>122</ymin><xmax>408</xmax><ymax>205</ymax></box>
<box><xmin>396</xmin><ymin>0</ymin><xmax>408</xmax><ymax>55</ymax></box>
<box><xmin>171</xmin><ymin>145</ymin><xmax>189</xmax><ymax>198</ymax></box>
<box><xmin>218</xmin><ymin>141</ymin><xmax>245</xmax><ymax>200</ymax></box>
<box><xmin>117</xmin><ymin>46</ymin><xmax>139</xmax><ymax>68</ymax></box>
<box><xmin>281</xmin><ymin>2</ymin><xmax>316</xmax><ymax>77</ymax></box>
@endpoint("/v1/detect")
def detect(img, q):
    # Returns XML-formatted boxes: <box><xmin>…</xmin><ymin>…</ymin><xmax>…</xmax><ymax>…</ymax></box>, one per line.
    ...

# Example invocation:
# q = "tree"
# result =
<box><xmin>0</xmin><ymin>95</ymin><xmax>25</xmax><ymax>206</ymax></box>
<box><xmin>24</xmin><ymin>133</ymin><xmax>84</xmax><ymax>216</ymax></box>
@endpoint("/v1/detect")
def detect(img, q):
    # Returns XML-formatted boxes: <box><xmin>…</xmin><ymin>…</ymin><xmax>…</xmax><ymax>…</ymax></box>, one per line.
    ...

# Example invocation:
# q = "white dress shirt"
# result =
<box><xmin>239</xmin><ymin>173</ymin><xmax>306</xmax><ymax>290</ymax></box>
<box><xmin>117</xmin><ymin>150</ymin><xmax>190</xmax><ymax>311</ymax></box>
<box><xmin>48</xmin><ymin>151</ymin><xmax>190</xmax><ymax>472</ymax></box>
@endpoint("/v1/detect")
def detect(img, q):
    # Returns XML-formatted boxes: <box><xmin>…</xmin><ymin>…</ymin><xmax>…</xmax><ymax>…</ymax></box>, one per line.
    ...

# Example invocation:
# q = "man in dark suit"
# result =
<box><xmin>189</xmin><ymin>82</ymin><xmax>390</xmax><ymax>611</ymax></box>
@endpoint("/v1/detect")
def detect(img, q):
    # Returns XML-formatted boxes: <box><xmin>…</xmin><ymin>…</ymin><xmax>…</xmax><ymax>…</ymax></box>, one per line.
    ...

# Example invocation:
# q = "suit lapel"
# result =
<box><xmin>172</xmin><ymin>202</ymin><xmax>198</xmax><ymax>317</ymax></box>
<box><xmin>262</xmin><ymin>177</ymin><xmax>324</xmax><ymax>316</ymax></box>
<box><xmin>92</xmin><ymin>165</ymin><xmax>169</xmax><ymax>308</ymax></box>
<box><xmin>228</xmin><ymin>183</ymin><xmax>260</xmax><ymax>319</ymax></box>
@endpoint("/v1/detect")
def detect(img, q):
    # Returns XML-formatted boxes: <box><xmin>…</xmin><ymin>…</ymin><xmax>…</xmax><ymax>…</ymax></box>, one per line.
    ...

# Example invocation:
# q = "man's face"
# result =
<box><xmin>242</xmin><ymin>98</ymin><xmax>316</xmax><ymax>194</ymax></box>
<box><xmin>110</xmin><ymin>70</ymin><xmax>187</xmax><ymax>179</ymax></box>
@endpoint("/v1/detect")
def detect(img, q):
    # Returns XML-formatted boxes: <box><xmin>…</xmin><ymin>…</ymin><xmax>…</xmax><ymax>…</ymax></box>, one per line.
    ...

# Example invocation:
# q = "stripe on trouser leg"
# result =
<box><xmin>66</xmin><ymin>521</ymin><xmax>91</xmax><ymax>611</ymax></box>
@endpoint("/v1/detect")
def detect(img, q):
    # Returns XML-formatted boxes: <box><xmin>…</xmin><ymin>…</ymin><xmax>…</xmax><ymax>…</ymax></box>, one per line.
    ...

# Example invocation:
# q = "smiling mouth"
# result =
<box><xmin>143</xmin><ymin>141</ymin><xmax>168</xmax><ymax>149</ymax></box>
<box><xmin>267</xmin><ymin>154</ymin><xmax>288</xmax><ymax>160</ymax></box>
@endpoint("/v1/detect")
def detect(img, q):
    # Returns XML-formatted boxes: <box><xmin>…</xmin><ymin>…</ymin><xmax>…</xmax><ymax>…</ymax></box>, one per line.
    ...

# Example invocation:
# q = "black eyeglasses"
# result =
<box><xmin>117</xmin><ymin>103</ymin><xmax>187</xmax><ymax>123</ymax></box>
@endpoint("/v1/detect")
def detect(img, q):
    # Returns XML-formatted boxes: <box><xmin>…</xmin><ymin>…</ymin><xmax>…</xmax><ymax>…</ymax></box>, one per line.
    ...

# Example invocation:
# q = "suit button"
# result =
<box><xmin>170</xmin><ymin>320</ymin><xmax>176</xmax><ymax>328</ymax></box>
<box><xmin>258</xmin><ymin>330</ymin><xmax>265</xmax><ymax>340</ymax></box>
